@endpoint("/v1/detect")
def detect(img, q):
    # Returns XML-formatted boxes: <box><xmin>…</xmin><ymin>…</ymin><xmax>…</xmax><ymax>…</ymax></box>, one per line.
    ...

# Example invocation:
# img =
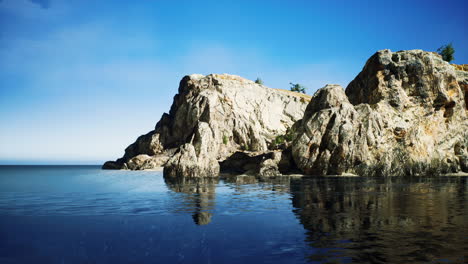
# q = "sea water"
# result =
<box><xmin>0</xmin><ymin>166</ymin><xmax>466</xmax><ymax>263</ymax></box>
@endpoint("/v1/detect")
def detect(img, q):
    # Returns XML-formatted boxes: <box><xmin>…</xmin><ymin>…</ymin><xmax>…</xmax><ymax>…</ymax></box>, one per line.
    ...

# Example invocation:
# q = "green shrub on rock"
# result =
<box><xmin>289</xmin><ymin>82</ymin><xmax>306</xmax><ymax>93</ymax></box>
<box><xmin>437</xmin><ymin>43</ymin><xmax>455</xmax><ymax>62</ymax></box>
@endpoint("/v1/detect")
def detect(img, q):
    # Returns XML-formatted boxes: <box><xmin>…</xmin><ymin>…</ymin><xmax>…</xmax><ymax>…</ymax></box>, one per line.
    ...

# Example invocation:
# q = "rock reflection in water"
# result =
<box><xmin>223</xmin><ymin>174</ymin><xmax>292</xmax><ymax>191</ymax></box>
<box><xmin>164</xmin><ymin>177</ymin><xmax>218</xmax><ymax>225</ymax></box>
<box><xmin>163</xmin><ymin>175</ymin><xmax>467</xmax><ymax>262</ymax></box>
<box><xmin>290</xmin><ymin>177</ymin><xmax>468</xmax><ymax>263</ymax></box>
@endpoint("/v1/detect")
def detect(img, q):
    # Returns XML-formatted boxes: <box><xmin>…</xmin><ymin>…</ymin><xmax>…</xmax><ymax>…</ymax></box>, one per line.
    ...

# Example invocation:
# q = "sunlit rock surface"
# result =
<box><xmin>104</xmin><ymin>49</ymin><xmax>467</xmax><ymax>177</ymax></box>
<box><xmin>103</xmin><ymin>74</ymin><xmax>309</xmax><ymax>177</ymax></box>
<box><xmin>456</xmin><ymin>68</ymin><xmax>468</xmax><ymax>115</ymax></box>
<box><xmin>292</xmin><ymin>49</ymin><xmax>468</xmax><ymax>176</ymax></box>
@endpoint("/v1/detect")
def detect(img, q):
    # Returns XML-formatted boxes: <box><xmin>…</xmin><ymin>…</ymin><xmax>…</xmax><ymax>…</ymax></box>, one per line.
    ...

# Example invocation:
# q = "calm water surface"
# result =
<box><xmin>0</xmin><ymin>166</ymin><xmax>466</xmax><ymax>263</ymax></box>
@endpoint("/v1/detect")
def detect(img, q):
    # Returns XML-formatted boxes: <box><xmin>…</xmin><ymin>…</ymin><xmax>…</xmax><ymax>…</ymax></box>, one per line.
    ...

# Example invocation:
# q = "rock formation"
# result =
<box><xmin>104</xmin><ymin>49</ymin><xmax>467</xmax><ymax>176</ymax></box>
<box><xmin>292</xmin><ymin>49</ymin><xmax>467</xmax><ymax>176</ymax></box>
<box><xmin>456</xmin><ymin>68</ymin><xmax>468</xmax><ymax>113</ymax></box>
<box><xmin>103</xmin><ymin>74</ymin><xmax>310</xmax><ymax>177</ymax></box>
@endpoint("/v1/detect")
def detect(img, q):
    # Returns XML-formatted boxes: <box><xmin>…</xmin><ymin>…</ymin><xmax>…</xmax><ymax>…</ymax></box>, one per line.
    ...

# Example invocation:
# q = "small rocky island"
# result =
<box><xmin>103</xmin><ymin>49</ymin><xmax>468</xmax><ymax>177</ymax></box>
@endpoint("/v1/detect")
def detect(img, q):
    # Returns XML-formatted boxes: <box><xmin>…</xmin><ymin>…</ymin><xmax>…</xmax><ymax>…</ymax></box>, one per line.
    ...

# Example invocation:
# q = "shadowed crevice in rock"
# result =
<box><xmin>219</xmin><ymin>151</ymin><xmax>267</xmax><ymax>175</ymax></box>
<box><xmin>219</xmin><ymin>149</ymin><xmax>300</xmax><ymax>177</ymax></box>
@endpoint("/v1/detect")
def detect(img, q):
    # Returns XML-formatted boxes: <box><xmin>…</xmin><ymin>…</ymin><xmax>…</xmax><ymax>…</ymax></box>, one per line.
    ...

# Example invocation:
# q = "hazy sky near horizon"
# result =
<box><xmin>1</xmin><ymin>0</ymin><xmax>467</xmax><ymax>164</ymax></box>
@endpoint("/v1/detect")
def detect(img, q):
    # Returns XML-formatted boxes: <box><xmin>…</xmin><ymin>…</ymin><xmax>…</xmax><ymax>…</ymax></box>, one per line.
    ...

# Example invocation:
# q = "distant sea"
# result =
<box><xmin>0</xmin><ymin>165</ymin><xmax>466</xmax><ymax>263</ymax></box>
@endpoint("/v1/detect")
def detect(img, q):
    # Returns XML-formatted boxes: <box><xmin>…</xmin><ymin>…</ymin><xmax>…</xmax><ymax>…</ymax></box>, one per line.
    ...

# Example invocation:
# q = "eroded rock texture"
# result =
<box><xmin>104</xmin><ymin>74</ymin><xmax>309</xmax><ymax>177</ymax></box>
<box><xmin>292</xmin><ymin>50</ymin><xmax>468</xmax><ymax>175</ymax></box>
<box><xmin>104</xmin><ymin>49</ymin><xmax>467</xmax><ymax>177</ymax></box>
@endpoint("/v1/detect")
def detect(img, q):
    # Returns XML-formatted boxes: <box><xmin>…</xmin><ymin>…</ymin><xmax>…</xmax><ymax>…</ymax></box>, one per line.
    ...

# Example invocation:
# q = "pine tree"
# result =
<box><xmin>437</xmin><ymin>43</ymin><xmax>455</xmax><ymax>62</ymax></box>
<box><xmin>289</xmin><ymin>82</ymin><xmax>306</xmax><ymax>93</ymax></box>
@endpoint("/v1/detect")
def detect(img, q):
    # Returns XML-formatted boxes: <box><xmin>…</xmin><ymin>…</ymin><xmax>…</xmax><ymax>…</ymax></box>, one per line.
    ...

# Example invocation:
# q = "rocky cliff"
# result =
<box><xmin>292</xmin><ymin>49</ymin><xmax>467</xmax><ymax>176</ymax></box>
<box><xmin>103</xmin><ymin>74</ymin><xmax>310</xmax><ymax>177</ymax></box>
<box><xmin>104</xmin><ymin>49</ymin><xmax>467</xmax><ymax>176</ymax></box>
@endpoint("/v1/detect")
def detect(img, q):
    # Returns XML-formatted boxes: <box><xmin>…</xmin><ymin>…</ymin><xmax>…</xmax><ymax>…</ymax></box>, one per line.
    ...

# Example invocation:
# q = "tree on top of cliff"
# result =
<box><xmin>255</xmin><ymin>78</ymin><xmax>263</xmax><ymax>85</ymax></box>
<box><xmin>289</xmin><ymin>83</ymin><xmax>306</xmax><ymax>94</ymax></box>
<box><xmin>437</xmin><ymin>43</ymin><xmax>455</xmax><ymax>62</ymax></box>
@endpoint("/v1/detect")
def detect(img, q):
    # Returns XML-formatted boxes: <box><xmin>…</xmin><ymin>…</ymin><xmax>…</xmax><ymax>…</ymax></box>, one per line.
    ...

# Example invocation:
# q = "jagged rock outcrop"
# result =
<box><xmin>455</xmin><ymin>70</ymin><xmax>468</xmax><ymax>171</ymax></box>
<box><xmin>292</xmin><ymin>49</ymin><xmax>468</xmax><ymax>176</ymax></box>
<box><xmin>456</xmin><ymin>69</ymin><xmax>468</xmax><ymax>111</ymax></box>
<box><xmin>104</xmin><ymin>49</ymin><xmax>467</xmax><ymax>177</ymax></box>
<box><xmin>103</xmin><ymin>74</ymin><xmax>310</xmax><ymax>177</ymax></box>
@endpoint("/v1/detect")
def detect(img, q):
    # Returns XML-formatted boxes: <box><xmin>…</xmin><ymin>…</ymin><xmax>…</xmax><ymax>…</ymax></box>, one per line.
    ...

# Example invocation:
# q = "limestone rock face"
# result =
<box><xmin>293</xmin><ymin>50</ymin><xmax>468</xmax><ymax>175</ymax></box>
<box><xmin>456</xmin><ymin>69</ymin><xmax>468</xmax><ymax>110</ymax></box>
<box><xmin>104</xmin><ymin>74</ymin><xmax>309</xmax><ymax>177</ymax></box>
<box><xmin>126</xmin><ymin>154</ymin><xmax>170</xmax><ymax>170</ymax></box>
<box><xmin>258</xmin><ymin>151</ymin><xmax>283</xmax><ymax>178</ymax></box>
<box><xmin>163</xmin><ymin>122</ymin><xmax>220</xmax><ymax>178</ymax></box>
<box><xmin>453</xmin><ymin>64</ymin><xmax>468</xmax><ymax>72</ymax></box>
<box><xmin>104</xmin><ymin>49</ymin><xmax>467</xmax><ymax>177</ymax></box>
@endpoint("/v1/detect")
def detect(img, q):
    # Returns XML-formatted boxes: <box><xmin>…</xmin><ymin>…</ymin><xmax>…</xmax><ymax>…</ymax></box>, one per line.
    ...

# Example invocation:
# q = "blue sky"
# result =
<box><xmin>0</xmin><ymin>0</ymin><xmax>467</xmax><ymax>164</ymax></box>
